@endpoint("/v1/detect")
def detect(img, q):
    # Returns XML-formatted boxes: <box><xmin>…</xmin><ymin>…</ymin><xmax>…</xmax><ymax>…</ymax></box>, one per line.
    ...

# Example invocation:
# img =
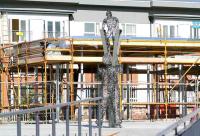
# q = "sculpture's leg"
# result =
<box><xmin>112</xmin><ymin>30</ymin><xmax>121</xmax><ymax>66</ymax></box>
<box><xmin>106</xmin><ymin>66</ymin><xmax>118</xmax><ymax>127</ymax></box>
<box><xmin>114</xmin><ymin>73</ymin><xmax>122</xmax><ymax>127</ymax></box>
<box><xmin>96</xmin><ymin>68</ymin><xmax>109</xmax><ymax>127</ymax></box>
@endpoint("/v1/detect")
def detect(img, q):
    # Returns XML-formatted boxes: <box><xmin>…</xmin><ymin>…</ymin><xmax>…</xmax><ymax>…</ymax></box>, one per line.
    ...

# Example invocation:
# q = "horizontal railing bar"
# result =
<box><xmin>0</xmin><ymin>97</ymin><xmax>103</xmax><ymax>118</ymax></box>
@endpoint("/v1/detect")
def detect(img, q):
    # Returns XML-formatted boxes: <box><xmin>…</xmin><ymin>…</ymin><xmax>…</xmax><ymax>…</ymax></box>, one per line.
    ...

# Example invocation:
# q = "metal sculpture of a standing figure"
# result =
<box><xmin>98</xmin><ymin>11</ymin><xmax>122</xmax><ymax>128</ymax></box>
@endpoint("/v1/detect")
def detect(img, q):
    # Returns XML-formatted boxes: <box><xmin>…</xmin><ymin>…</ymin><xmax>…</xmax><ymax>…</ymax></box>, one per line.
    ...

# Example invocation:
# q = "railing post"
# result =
<box><xmin>184</xmin><ymin>122</ymin><xmax>186</xmax><ymax>129</ymax></box>
<box><xmin>52</xmin><ymin>111</ymin><xmax>56</xmax><ymax>136</ymax></box>
<box><xmin>35</xmin><ymin>112</ymin><xmax>40</xmax><ymax>136</ymax></box>
<box><xmin>17</xmin><ymin>115</ymin><xmax>21</xmax><ymax>136</ymax></box>
<box><xmin>66</xmin><ymin>105</ymin><xmax>69</xmax><ymax>136</ymax></box>
<box><xmin>89</xmin><ymin>102</ymin><xmax>92</xmax><ymax>136</ymax></box>
<box><xmin>78</xmin><ymin>104</ymin><xmax>82</xmax><ymax>136</ymax></box>
<box><xmin>98</xmin><ymin>99</ymin><xmax>102</xmax><ymax>136</ymax></box>
<box><xmin>175</xmin><ymin>127</ymin><xmax>177</xmax><ymax>135</ymax></box>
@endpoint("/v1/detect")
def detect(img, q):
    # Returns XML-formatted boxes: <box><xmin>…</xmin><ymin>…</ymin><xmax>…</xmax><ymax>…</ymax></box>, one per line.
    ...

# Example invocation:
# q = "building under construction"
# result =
<box><xmin>1</xmin><ymin>0</ymin><xmax>200</xmax><ymax>122</ymax></box>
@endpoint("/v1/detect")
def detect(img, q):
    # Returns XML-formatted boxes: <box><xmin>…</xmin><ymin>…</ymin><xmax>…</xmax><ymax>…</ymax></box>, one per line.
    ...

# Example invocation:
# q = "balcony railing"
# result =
<box><xmin>0</xmin><ymin>97</ymin><xmax>103</xmax><ymax>136</ymax></box>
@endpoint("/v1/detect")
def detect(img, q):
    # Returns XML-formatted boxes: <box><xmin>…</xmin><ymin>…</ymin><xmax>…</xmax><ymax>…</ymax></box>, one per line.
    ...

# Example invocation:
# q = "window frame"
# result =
<box><xmin>84</xmin><ymin>22</ymin><xmax>96</xmax><ymax>36</ymax></box>
<box><xmin>121</xmin><ymin>23</ymin><xmax>136</xmax><ymax>37</ymax></box>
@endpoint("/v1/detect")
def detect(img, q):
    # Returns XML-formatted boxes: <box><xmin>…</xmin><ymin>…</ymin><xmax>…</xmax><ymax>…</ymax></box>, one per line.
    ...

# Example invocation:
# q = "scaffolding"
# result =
<box><xmin>1</xmin><ymin>37</ymin><xmax>200</xmax><ymax>121</ymax></box>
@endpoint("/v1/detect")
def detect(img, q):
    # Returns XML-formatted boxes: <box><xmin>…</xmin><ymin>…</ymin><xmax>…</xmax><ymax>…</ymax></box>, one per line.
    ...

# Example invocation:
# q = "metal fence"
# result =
<box><xmin>156</xmin><ymin>107</ymin><xmax>200</xmax><ymax>136</ymax></box>
<box><xmin>0</xmin><ymin>97</ymin><xmax>103</xmax><ymax>136</ymax></box>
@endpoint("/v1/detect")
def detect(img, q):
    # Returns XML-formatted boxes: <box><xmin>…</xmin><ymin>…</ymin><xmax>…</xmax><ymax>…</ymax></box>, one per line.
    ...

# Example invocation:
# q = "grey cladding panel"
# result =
<box><xmin>152</xmin><ymin>1</ymin><xmax>200</xmax><ymax>8</ymax></box>
<box><xmin>73</xmin><ymin>10</ymin><xmax>150</xmax><ymax>24</ymax></box>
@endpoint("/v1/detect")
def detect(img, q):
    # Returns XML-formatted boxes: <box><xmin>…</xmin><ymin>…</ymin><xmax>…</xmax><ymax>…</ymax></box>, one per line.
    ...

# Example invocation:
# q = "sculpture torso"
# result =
<box><xmin>103</xmin><ymin>16</ymin><xmax>119</xmax><ymax>38</ymax></box>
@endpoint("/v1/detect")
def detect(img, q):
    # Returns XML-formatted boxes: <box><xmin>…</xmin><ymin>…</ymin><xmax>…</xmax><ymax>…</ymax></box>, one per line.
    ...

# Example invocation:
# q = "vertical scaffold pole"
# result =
<box><xmin>197</xmin><ymin>75</ymin><xmax>199</xmax><ymax>108</ymax></box>
<box><xmin>70</xmin><ymin>39</ymin><xmax>74</xmax><ymax>120</ymax></box>
<box><xmin>34</xmin><ymin>67</ymin><xmax>38</xmax><ymax>103</ymax></box>
<box><xmin>88</xmin><ymin>101</ymin><xmax>92</xmax><ymax>136</ymax></box>
<box><xmin>78</xmin><ymin>104</ymin><xmax>82</xmax><ymax>136</ymax></box>
<box><xmin>56</xmin><ymin>64</ymin><xmax>60</xmax><ymax>121</ymax></box>
<box><xmin>44</xmin><ymin>40</ymin><xmax>47</xmax><ymax>104</ymax></box>
<box><xmin>66</xmin><ymin>64</ymin><xmax>70</xmax><ymax>136</ymax></box>
<box><xmin>25</xmin><ymin>42</ymin><xmax>30</xmax><ymax>120</ymax></box>
<box><xmin>147</xmin><ymin>64</ymin><xmax>150</xmax><ymax>120</ymax></box>
<box><xmin>164</xmin><ymin>41</ymin><xmax>168</xmax><ymax>120</ymax></box>
<box><xmin>179</xmin><ymin>65</ymin><xmax>182</xmax><ymax>117</ymax></box>
<box><xmin>119</xmin><ymin>48</ymin><xmax>122</xmax><ymax>113</ymax></box>
<box><xmin>44</xmin><ymin>40</ymin><xmax>48</xmax><ymax>123</ymax></box>
<box><xmin>17</xmin><ymin>44</ymin><xmax>20</xmax><ymax>107</ymax></box>
<box><xmin>126</xmin><ymin>65</ymin><xmax>130</xmax><ymax>120</ymax></box>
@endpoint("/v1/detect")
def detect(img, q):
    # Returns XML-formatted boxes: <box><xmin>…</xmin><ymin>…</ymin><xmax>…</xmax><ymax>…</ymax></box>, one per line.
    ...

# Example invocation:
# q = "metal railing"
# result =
<box><xmin>0</xmin><ymin>97</ymin><xmax>103</xmax><ymax>136</ymax></box>
<box><xmin>156</xmin><ymin>107</ymin><xmax>200</xmax><ymax>136</ymax></box>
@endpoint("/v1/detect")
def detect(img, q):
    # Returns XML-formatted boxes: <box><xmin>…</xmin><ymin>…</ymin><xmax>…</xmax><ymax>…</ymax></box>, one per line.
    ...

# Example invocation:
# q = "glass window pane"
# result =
<box><xmin>193</xmin><ymin>28</ymin><xmax>200</xmax><ymax>39</ymax></box>
<box><xmin>21</xmin><ymin>20</ymin><xmax>26</xmax><ymax>31</ymax></box>
<box><xmin>163</xmin><ymin>25</ymin><xmax>168</xmax><ymax>38</ymax></box>
<box><xmin>20</xmin><ymin>20</ymin><xmax>26</xmax><ymax>41</ymax></box>
<box><xmin>48</xmin><ymin>21</ymin><xmax>53</xmax><ymax>38</ymax></box>
<box><xmin>55</xmin><ymin>22</ymin><xmax>60</xmax><ymax>32</ymax></box>
<box><xmin>85</xmin><ymin>23</ymin><xmax>95</xmax><ymax>33</ymax></box>
<box><xmin>55</xmin><ymin>21</ymin><xmax>60</xmax><ymax>38</ymax></box>
<box><xmin>126</xmin><ymin>24</ymin><xmax>136</xmax><ymax>36</ymax></box>
<box><xmin>170</xmin><ymin>25</ymin><xmax>175</xmax><ymax>38</ymax></box>
<box><xmin>12</xmin><ymin>19</ymin><xmax>19</xmax><ymax>42</ymax></box>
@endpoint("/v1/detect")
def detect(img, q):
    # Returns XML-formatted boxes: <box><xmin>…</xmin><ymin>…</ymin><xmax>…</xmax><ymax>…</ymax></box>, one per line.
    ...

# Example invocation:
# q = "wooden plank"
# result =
<box><xmin>73</xmin><ymin>39</ymin><xmax>200</xmax><ymax>51</ymax></box>
<box><xmin>45</xmin><ymin>55</ymin><xmax>200</xmax><ymax>64</ymax></box>
<box><xmin>46</xmin><ymin>55</ymin><xmax>71</xmax><ymax>61</ymax></box>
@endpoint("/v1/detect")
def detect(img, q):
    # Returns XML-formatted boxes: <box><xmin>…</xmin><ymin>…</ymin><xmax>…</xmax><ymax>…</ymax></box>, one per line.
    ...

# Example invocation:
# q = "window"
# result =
<box><xmin>48</xmin><ymin>21</ymin><xmax>53</xmax><ymax>38</ymax></box>
<box><xmin>162</xmin><ymin>25</ymin><xmax>176</xmax><ymax>38</ymax></box>
<box><xmin>130</xmin><ymin>86</ymin><xmax>137</xmax><ymax>102</ymax></box>
<box><xmin>20</xmin><ymin>20</ymin><xmax>26</xmax><ymax>41</ymax></box>
<box><xmin>190</xmin><ymin>24</ymin><xmax>200</xmax><ymax>39</ymax></box>
<box><xmin>163</xmin><ymin>25</ymin><xmax>168</xmax><ymax>38</ymax></box>
<box><xmin>84</xmin><ymin>23</ymin><xmax>95</xmax><ymax>36</ymax></box>
<box><xmin>170</xmin><ymin>25</ymin><xmax>175</xmax><ymax>38</ymax></box>
<box><xmin>12</xmin><ymin>19</ymin><xmax>19</xmax><ymax>42</ymax></box>
<box><xmin>123</xmin><ymin>86</ymin><xmax>137</xmax><ymax>102</ymax></box>
<box><xmin>126</xmin><ymin>24</ymin><xmax>136</xmax><ymax>36</ymax></box>
<box><xmin>11</xmin><ymin>19</ymin><xmax>27</xmax><ymax>42</ymax></box>
<box><xmin>193</xmin><ymin>28</ymin><xmax>199</xmax><ymax>39</ymax></box>
<box><xmin>55</xmin><ymin>21</ymin><xmax>60</xmax><ymax>38</ymax></box>
<box><xmin>121</xmin><ymin>23</ymin><xmax>136</xmax><ymax>36</ymax></box>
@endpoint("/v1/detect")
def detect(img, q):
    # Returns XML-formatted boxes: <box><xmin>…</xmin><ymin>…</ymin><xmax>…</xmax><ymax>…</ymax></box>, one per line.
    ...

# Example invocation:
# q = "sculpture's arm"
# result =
<box><xmin>102</xmin><ymin>18</ymin><xmax>107</xmax><ymax>30</ymax></box>
<box><xmin>115</xmin><ymin>17</ymin><xmax>119</xmax><ymax>29</ymax></box>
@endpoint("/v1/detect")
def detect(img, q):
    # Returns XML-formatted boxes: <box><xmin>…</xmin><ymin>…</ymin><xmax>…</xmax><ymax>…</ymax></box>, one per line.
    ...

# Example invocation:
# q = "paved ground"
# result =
<box><xmin>0</xmin><ymin>120</ymin><xmax>177</xmax><ymax>136</ymax></box>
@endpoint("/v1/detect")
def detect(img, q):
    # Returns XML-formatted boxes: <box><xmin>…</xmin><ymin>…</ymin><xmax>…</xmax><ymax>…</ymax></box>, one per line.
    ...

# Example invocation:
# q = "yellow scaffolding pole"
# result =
<box><xmin>164</xmin><ymin>41</ymin><xmax>168</xmax><ymax>120</ymax></box>
<box><xmin>17</xmin><ymin>44</ymin><xmax>20</xmax><ymax>108</ymax></box>
<box><xmin>1</xmin><ymin>73</ymin><xmax>4</xmax><ymax>110</ymax></box>
<box><xmin>25</xmin><ymin>42</ymin><xmax>29</xmax><ymax>108</ymax></box>
<box><xmin>70</xmin><ymin>39</ymin><xmax>74</xmax><ymax>120</ymax></box>
<box><xmin>0</xmin><ymin>48</ymin><xmax>1</xmax><ymax>110</ymax></box>
<box><xmin>44</xmin><ymin>40</ymin><xmax>47</xmax><ymax>104</ymax></box>
<box><xmin>119</xmin><ymin>47</ymin><xmax>122</xmax><ymax>113</ymax></box>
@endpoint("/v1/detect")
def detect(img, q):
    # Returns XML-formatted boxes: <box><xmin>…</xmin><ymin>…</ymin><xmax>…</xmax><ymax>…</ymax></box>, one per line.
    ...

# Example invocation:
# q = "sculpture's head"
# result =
<box><xmin>106</xmin><ymin>10</ymin><xmax>112</xmax><ymax>18</ymax></box>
